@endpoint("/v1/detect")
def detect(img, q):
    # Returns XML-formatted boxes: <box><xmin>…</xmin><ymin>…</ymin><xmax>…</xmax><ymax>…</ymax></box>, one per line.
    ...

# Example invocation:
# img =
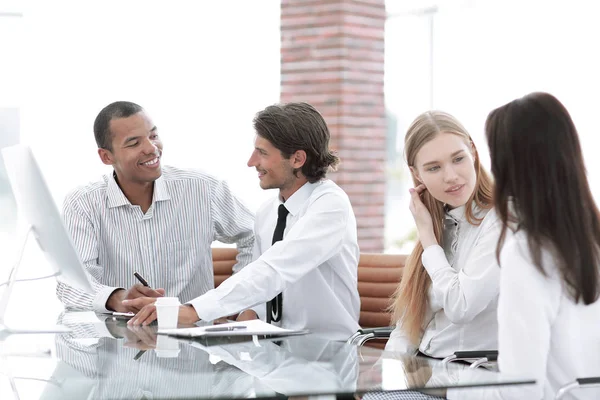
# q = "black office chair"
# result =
<box><xmin>442</xmin><ymin>350</ymin><xmax>498</xmax><ymax>370</ymax></box>
<box><xmin>555</xmin><ymin>377</ymin><xmax>600</xmax><ymax>399</ymax></box>
<box><xmin>350</xmin><ymin>326</ymin><xmax>600</xmax><ymax>399</ymax></box>
<box><xmin>348</xmin><ymin>330</ymin><xmax>499</xmax><ymax>372</ymax></box>
<box><xmin>347</xmin><ymin>327</ymin><xmax>395</xmax><ymax>346</ymax></box>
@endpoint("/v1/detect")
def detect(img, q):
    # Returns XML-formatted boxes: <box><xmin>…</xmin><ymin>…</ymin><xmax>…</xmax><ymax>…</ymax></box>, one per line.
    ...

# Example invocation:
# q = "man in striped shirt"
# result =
<box><xmin>57</xmin><ymin>101</ymin><xmax>254</xmax><ymax>313</ymax></box>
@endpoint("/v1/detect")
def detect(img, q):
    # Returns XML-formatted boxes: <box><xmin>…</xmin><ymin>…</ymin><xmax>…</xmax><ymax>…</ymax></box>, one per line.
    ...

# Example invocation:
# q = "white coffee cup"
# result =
<box><xmin>155</xmin><ymin>297</ymin><xmax>180</xmax><ymax>328</ymax></box>
<box><xmin>155</xmin><ymin>334</ymin><xmax>180</xmax><ymax>358</ymax></box>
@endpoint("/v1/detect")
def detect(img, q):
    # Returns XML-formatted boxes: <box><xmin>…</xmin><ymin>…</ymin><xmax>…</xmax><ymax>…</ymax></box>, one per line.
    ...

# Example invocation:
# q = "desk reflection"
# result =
<box><xmin>28</xmin><ymin>312</ymin><xmax>531</xmax><ymax>400</ymax></box>
<box><xmin>187</xmin><ymin>335</ymin><xmax>359</xmax><ymax>396</ymax></box>
<box><xmin>45</xmin><ymin>313</ymin><xmax>258</xmax><ymax>399</ymax></box>
<box><xmin>43</xmin><ymin>312</ymin><xmax>360</xmax><ymax>399</ymax></box>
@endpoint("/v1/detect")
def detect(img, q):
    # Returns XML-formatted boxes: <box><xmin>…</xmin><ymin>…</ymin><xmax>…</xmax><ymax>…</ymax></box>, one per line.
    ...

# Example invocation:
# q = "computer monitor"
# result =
<box><xmin>0</xmin><ymin>144</ymin><xmax>93</xmax><ymax>334</ymax></box>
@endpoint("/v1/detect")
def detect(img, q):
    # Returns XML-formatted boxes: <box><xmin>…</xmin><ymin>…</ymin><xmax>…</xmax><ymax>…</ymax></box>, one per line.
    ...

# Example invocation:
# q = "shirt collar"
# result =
<box><xmin>106</xmin><ymin>171</ymin><xmax>171</xmax><ymax>208</ymax></box>
<box><xmin>445</xmin><ymin>201</ymin><xmax>488</xmax><ymax>223</ymax></box>
<box><xmin>279</xmin><ymin>181</ymin><xmax>318</xmax><ymax>217</ymax></box>
<box><xmin>106</xmin><ymin>172</ymin><xmax>130</xmax><ymax>208</ymax></box>
<box><xmin>152</xmin><ymin>174</ymin><xmax>171</xmax><ymax>203</ymax></box>
<box><xmin>445</xmin><ymin>204</ymin><xmax>466</xmax><ymax>222</ymax></box>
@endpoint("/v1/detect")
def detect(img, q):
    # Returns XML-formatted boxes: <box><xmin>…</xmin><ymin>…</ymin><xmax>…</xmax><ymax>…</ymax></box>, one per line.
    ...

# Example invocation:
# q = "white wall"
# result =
<box><xmin>433</xmin><ymin>0</ymin><xmax>600</xmax><ymax>175</ymax></box>
<box><xmin>1</xmin><ymin>0</ymin><xmax>280</xmax><ymax>332</ymax></box>
<box><xmin>20</xmin><ymin>0</ymin><xmax>280</xmax><ymax>210</ymax></box>
<box><xmin>385</xmin><ymin>0</ymin><xmax>600</xmax><ymax>249</ymax></box>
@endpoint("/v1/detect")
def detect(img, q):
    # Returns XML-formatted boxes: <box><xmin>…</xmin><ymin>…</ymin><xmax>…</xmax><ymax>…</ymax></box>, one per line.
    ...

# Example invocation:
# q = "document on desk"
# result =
<box><xmin>158</xmin><ymin>319</ymin><xmax>308</xmax><ymax>338</ymax></box>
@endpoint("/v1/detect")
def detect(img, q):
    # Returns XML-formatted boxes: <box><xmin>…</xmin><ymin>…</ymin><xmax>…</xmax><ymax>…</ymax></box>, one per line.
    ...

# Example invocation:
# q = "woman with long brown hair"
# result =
<box><xmin>386</xmin><ymin>111</ymin><xmax>501</xmax><ymax>358</ymax></box>
<box><xmin>448</xmin><ymin>92</ymin><xmax>600</xmax><ymax>399</ymax></box>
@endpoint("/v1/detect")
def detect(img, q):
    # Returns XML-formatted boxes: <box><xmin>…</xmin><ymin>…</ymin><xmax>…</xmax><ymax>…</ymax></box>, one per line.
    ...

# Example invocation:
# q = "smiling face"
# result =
<box><xmin>247</xmin><ymin>135</ymin><xmax>307</xmax><ymax>200</ymax></box>
<box><xmin>247</xmin><ymin>135</ymin><xmax>295</xmax><ymax>189</ymax></box>
<box><xmin>98</xmin><ymin>111</ymin><xmax>163</xmax><ymax>186</ymax></box>
<box><xmin>411</xmin><ymin>132</ymin><xmax>477</xmax><ymax>208</ymax></box>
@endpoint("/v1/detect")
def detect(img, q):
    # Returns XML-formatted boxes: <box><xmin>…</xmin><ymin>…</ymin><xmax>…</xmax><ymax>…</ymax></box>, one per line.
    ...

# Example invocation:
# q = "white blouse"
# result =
<box><xmin>448</xmin><ymin>230</ymin><xmax>600</xmax><ymax>400</ymax></box>
<box><xmin>386</xmin><ymin>203</ymin><xmax>502</xmax><ymax>358</ymax></box>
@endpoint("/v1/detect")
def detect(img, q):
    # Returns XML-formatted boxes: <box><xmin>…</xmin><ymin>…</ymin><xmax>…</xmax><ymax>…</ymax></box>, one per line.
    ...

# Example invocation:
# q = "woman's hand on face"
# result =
<box><xmin>409</xmin><ymin>184</ymin><xmax>437</xmax><ymax>248</ymax></box>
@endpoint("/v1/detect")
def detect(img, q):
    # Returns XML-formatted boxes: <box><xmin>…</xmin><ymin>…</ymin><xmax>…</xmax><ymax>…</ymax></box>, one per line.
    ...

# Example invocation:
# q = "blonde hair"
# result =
<box><xmin>390</xmin><ymin>111</ymin><xmax>494</xmax><ymax>344</ymax></box>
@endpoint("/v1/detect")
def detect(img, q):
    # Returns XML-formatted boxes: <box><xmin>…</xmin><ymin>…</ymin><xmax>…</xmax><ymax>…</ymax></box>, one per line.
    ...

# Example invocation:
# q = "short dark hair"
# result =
<box><xmin>486</xmin><ymin>91</ymin><xmax>600</xmax><ymax>305</ymax></box>
<box><xmin>253</xmin><ymin>102</ymin><xmax>340</xmax><ymax>183</ymax></box>
<box><xmin>93</xmin><ymin>101</ymin><xmax>144</xmax><ymax>150</ymax></box>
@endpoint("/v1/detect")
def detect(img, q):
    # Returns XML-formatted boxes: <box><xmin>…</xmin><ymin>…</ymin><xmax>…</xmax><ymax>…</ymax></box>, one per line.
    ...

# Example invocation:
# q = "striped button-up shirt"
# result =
<box><xmin>57</xmin><ymin>165</ymin><xmax>254</xmax><ymax>312</ymax></box>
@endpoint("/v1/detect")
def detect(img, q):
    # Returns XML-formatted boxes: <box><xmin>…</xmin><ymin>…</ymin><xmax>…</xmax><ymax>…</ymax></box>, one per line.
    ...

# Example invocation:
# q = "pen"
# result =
<box><xmin>133</xmin><ymin>349</ymin><xmax>147</xmax><ymax>361</ymax></box>
<box><xmin>204</xmin><ymin>325</ymin><xmax>247</xmax><ymax>332</ymax></box>
<box><xmin>134</xmin><ymin>272</ymin><xmax>150</xmax><ymax>287</ymax></box>
<box><xmin>113</xmin><ymin>312</ymin><xmax>135</xmax><ymax>317</ymax></box>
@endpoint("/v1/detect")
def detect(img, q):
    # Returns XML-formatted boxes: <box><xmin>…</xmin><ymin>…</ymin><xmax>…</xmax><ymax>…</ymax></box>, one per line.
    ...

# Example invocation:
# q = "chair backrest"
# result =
<box><xmin>357</xmin><ymin>253</ymin><xmax>405</xmax><ymax>329</ymax></box>
<box><xmin>212</xmin><ymin>247</ymin><xmax>238</xmax><ymax>287</ymax></box>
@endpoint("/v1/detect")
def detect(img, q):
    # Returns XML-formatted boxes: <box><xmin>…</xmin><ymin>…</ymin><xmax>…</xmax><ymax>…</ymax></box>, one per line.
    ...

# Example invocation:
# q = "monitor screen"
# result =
<box><xmin>1</xmin><ymin>144</ymin><xmax>93</xmax><ymax>293</ymax></box>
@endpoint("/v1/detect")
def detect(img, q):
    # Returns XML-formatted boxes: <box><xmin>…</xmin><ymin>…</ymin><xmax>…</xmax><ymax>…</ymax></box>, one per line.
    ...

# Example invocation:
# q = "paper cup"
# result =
<box><xmin>155</xmin><ymin>297</ymin><xmax>180</xmax><ymax>329</ymax></box>
<box><xmin>155</xmin><ymin>334</ymin><xmax>180</xmax><ymax>358</ymax></box>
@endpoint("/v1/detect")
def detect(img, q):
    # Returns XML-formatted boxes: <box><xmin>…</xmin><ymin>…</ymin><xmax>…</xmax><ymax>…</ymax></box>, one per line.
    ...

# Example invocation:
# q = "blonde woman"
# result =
<box><xmin>386</xmin><ymin>111</ymin><xmax>501</xmax><ymax>358</ymax></box>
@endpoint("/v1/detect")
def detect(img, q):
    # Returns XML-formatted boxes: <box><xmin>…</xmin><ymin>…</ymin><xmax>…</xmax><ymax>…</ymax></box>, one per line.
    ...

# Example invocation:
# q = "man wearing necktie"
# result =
<box><xmin>266</xmin><ymin>203</ymin><xmax>289</xmax><ymax>323</ymax></box>
<box><xmin>131</xmin><ymin>102</ymin><xmax>361</xmax><ymax>340</ymax></box>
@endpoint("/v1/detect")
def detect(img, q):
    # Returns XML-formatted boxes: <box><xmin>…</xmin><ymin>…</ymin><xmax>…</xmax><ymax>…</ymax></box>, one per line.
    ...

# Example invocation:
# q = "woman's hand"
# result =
<box><xmin>409</xmin><ymin>184</ymin><xmax>437</xmax><ymax>248</ymax></box>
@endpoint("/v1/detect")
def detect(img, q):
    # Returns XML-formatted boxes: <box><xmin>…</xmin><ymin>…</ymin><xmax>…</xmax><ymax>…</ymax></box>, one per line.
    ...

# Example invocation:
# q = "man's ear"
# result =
<box><xmin>98</xmin><ymin>148</ymin><xmax>114</xmax><ymax>166</ymax></box>
<box><xmin>409</xmin><ymin>166</ymin><xmax>423</xmax><ymax>184</ymax></box>
<box><xmin>291</xmin><ymin>150</ymin><xmax>307</xmax><ymax>169</ymax></box>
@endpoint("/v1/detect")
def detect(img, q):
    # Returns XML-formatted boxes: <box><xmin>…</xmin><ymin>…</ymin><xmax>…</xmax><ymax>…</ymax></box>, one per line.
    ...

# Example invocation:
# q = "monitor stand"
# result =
<box><xmin>0</xmin><ymin>225</ymin><xmax>72</xmax><ymax>340</ymax></box>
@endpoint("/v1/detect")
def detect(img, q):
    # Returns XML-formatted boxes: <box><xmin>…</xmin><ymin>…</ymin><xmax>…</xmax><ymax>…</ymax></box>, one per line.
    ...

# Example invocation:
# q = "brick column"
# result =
<box><xmin>281</xmin><ymin>0</ymin><xmax>386</xmax><ymax>252</ymax></box>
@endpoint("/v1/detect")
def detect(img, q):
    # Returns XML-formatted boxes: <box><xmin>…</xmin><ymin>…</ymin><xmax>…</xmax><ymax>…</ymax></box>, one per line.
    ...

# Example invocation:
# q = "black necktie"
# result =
<box><xmin>267</xmin><ymin>204</ymin><xmax>289</xmax><ymax>324</ymax></box>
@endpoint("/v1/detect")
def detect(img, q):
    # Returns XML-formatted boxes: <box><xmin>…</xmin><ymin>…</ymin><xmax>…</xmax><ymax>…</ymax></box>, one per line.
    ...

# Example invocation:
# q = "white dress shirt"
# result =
<box><xmin>448</xmin><ymin>230</ymin><xmax>600</xmax><ymax>400</ymax></box>
<box><xmin>57</xmin><ymin>166</ymin><xmax>255</xmax><ymax>312</ymax></box>
<box><xmin>189</xmin><ymin>180</ymin><xmax>361</xmax><ymax>340</ymax></box>
<box><xmin>386</xmin><ymin>204</ymin><xmax>502</xmax><ymax>358</ymax></box>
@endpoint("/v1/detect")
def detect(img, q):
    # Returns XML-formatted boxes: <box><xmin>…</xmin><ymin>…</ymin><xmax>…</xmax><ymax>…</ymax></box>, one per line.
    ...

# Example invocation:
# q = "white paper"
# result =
<box><xmin>158</xmin><ymin>319</ymin><xmax>308</xmax><ymax>337</ymax></box>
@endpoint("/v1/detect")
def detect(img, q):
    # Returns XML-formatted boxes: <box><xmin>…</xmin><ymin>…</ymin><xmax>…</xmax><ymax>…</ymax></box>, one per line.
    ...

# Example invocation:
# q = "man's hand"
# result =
<box><xmin>122</xmin><ymin>325</ymin><xmax>158</xmax><ymax>350</ymax></box>
<box><xmin>121</xmin><ymin>296</ymin><xmax>159</xmax><ymax>313</ymax></box>
<box><xmin>236</xmin><ymin>309</ymin><xmax>259</xmax><ymax>321</ymax></box>
<box><xmin>128</xmin><ymin>304</ymin><xmax>200</xmax><ymax>326</ymax></box>
<box><xmin>106</xmin><ymin>284</ymin><xmax>165</xmax><ymax>313</ymax></box>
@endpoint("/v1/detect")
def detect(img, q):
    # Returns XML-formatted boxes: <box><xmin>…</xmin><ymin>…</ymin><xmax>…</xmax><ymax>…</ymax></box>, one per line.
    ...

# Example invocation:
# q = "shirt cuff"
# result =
<box><xmin>421</xmin><ymin>245</ymin><xmax>450</xmax><ymax>276</ymax></box>
<box><xmin>188</xmin><ymin>291</ymin><xmax>228</xmax><ymax>322</ymax></box>
<box><xmin>93</xmin><ymin>286</ymin><xmax>123</xmax><ymax>313</ymax></box>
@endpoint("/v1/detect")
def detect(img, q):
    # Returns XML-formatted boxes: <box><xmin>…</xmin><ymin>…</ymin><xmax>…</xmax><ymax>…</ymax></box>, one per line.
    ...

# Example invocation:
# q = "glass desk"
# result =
<box><xmin>0</xmin><ymin>311</ymin><xmax>534</xmax><ymax>399</ymax></box>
